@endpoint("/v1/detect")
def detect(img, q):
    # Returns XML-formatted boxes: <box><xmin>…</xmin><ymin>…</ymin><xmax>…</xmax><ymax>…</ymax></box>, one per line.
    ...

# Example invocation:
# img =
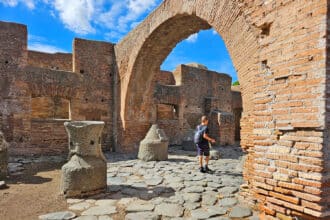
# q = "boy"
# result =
<box><xmin>195</xmin><ymin>116</ymin><xmax>216</xmax><ymax>173</ymax></box>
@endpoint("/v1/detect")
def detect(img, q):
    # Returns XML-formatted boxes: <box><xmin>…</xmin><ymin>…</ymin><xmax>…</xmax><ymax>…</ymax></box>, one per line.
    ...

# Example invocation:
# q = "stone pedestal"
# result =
<box><xmin>0</xmin><ymin>132</ymin><xmax>8</xmax><ymax>180</ymax></box>
<box><xmin>61</xmin><ymin>121</ymin><xmax>106</xmax><ymax>197</ymax></box>
<box><xmin>138</xmin><ymin>124</ymin><xmax>169</xmax><ymax>161</ymax></box>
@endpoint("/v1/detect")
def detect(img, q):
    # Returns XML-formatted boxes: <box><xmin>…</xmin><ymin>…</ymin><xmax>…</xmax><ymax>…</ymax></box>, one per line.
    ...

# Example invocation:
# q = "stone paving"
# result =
<box><xmin>41</xmin><ymin>146</ymin><xmax>260</xmax><ymax>220</ymax></box>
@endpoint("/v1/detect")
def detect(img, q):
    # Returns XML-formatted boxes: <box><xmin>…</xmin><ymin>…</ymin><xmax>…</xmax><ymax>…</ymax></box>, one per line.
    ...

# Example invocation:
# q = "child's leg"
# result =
<box><xmin>205</xmin><ymin>156</ymin><xmax>209</xmax><ymax>166</ymax></box>
<box><xmin>199</xmin><ymin>155</ymin><xmax>203</xmax><ymax>167</ymax></box>
<box><xmin>204</xmin><ymin>147</ymin><xmax>210</xmax><ymax>166</ymax></box>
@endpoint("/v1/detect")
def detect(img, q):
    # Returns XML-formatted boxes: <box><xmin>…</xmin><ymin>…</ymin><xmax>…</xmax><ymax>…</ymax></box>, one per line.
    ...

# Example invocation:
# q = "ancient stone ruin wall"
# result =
<box><xmin>0</xmin><ymin>21</ymin><xmax>239</xmax><ymax>155</ymax></box>
<box><xmin>27</xmin><ymin>51</ymin><xmax>72</xmax><ymax>72</ymax></box>
<box><xmin>0</xmin><ymin>21</ymin><xmax>115</xmax><ymax>155</ymax></box>
<box><xmin>154</xmin><ymin>64</ymin><xmax>235</xmax><ymax>146</ymax></box>
<box><xmin>1</xmin><ymin>0</ymin><xmax>330</xmax><ymax>218</ymax></box>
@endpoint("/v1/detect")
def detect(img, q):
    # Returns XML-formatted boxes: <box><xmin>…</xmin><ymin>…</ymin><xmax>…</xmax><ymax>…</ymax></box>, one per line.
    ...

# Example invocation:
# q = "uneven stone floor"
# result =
<box><xmin>49</xmin><ymin>146</ymin><xmax>260</xmax><ymax>220</ymax></box>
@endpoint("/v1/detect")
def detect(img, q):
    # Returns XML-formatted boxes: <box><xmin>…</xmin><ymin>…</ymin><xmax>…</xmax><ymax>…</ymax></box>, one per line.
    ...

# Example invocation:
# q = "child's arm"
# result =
<box><xmin>203</xmin><ymin>133</ymin><xmax>216</xmax><ymax>143</ymax></box>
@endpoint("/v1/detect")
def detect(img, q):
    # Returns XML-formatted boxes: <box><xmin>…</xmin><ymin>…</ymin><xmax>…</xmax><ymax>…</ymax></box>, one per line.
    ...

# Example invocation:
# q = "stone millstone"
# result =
<box><xmin>138</xmin><ymin>124</ymin><xmax>169</xmax><ymax>161</ymax></box>
<box><xmin>0</xmin><ymin>131</ymin><xmax>8</xmax><ymax>180</ymax></box>
<box><xmin>61</xmin><ymin>121</ymin><xmax>107</xmax><ymax>197</ymax></box>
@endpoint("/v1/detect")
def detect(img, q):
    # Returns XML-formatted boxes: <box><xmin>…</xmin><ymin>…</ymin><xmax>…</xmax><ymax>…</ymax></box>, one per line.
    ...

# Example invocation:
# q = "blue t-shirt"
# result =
<box><xmin>196</xmin><ymin>125</ymin><xmax>209</xmax><ymax>147</ymax></box>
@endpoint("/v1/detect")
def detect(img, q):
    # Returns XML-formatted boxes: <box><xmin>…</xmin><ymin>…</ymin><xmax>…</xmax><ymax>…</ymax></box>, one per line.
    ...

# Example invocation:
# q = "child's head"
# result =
<box><xmin>201</xmin><ymin>115</ymin><xmax>209</xmax><ymax>125</ymax></box>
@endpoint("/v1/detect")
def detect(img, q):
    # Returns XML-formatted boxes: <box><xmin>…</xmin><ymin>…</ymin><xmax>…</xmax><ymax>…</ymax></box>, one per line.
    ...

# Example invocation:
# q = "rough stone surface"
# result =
<box><xmin>61</xmin><ymin>121</ymin><xmax>106</xmax><ymax>198</ymax></box>
<box><xmin>138</xmin><ymin>124</ymin><xmax>169</xmax><ymax>161</ymax></box>
<box><xmin>38</xmin><ymin>211</ymin><xmax>76</xmax><ymax>220</ymax></box>
<box><xmin>0</xmin><ymin>131</ymin><xmax>8</xmax><ymax>179</ymax></box>
<box><xmin>229</xmin><ymin>206</ymin><xmax>252</xmax><ymax>218</ymax></box>
<box><xmin>183</xmin><ymin>193</ymin><xmax>201</xmax><ymax>203</ymax></box>
<box><xmin>154</xmin><ymin>203</ymin><xmax>184</xmax><ymax>217</ymax></box>
<box><xmin>49</xmin><ymin>147</ymin><xmax>257</xmax><ymax>219</ymax></box>
<box><xmin>208</xmin><ymin>206</ymin><xmax>227</xmax><ymax>216</ymax></box>
<box><xmin>217</xmin><ymin>187</ymin><xmax>238</xmax><ymax>197</ymax></box>
<box><xmin>202</xmin><ymin>192</ymin><xmax>218</xmax><ymax>206</ymax></box>
<box><xmin>126</xmin><ymin>201</ymin><xmax>155</xmax><ymax>212</ymax></box>
<box><xmin>81</xmin><ymin>206</ymin><xmax>117</xmax><ymax>216</ymax></box>
<box><xmin>74</xmin><ymin>216</ymin><xmax>98</xmax><ymax>220</ymax></box>
<box><xmin>218</xmin><ymin>198</ymin><xmax>238</xmax><ymax>207</ymax></box>
<box><xmin>190</xmin><ymin>209</ymin><xmax>212</xmax><ymax>219</ymax></box>
<box><xmin>69</xmin><ymin>202</ymin><xmax>91</xmax><ymax>211</ymax></box>
<box><xmin>125</xmin><ymin>212</ymin><xmax>159</xmax><ymax>220</ymax></box>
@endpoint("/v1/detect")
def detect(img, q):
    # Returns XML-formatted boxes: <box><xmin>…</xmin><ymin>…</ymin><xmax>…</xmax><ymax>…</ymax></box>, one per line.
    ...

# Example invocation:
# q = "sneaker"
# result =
<box><xmin>200</xmin><ymin>167</ymin><xmax>206</xmax><ymax>173</ymax></box>
<box><xmin>204</xmin><ymin>165</ymin><xmax>213</xmax><ymax>173</ymax></box>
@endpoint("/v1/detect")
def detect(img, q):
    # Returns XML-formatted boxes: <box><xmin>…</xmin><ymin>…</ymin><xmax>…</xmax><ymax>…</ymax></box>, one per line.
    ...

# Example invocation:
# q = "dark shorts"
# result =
<box><xmin>196</xmin><ymin>144</ymin><xmax>210</xmax><ymax>156</ymax></box>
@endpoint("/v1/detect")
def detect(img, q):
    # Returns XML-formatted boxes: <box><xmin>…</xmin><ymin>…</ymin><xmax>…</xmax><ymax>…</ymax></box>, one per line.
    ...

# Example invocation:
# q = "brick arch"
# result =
<box><xmin>116</xmin><ymin>0</ymin><xmax>259</xmax><ymax>150</ymax></box>
<box><xmin>115</xmin><ymin>1</ymin><xmax>329</xmax><ymax>218</ymax></box>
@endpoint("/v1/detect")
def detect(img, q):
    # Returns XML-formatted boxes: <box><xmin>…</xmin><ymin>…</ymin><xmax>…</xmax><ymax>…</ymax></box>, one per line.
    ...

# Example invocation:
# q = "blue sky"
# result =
<box><xmin>0</xmin><ymin>0</ymin><xmax>237</xmax><ymax>82</ymax></box>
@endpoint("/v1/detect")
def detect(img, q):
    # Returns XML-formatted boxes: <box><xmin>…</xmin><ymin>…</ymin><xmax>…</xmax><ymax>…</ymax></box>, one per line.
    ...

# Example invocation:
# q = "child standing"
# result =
<box><xmin>194</xmin><ymin>116</ymin><xmax>216</xmax><ymax>173</ymax></box>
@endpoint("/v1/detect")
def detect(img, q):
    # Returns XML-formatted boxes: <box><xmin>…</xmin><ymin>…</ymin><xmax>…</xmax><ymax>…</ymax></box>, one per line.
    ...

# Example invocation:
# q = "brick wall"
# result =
<box><xmin>114</xmin><ymin>0</ymin><xmax>329</xmax><ymax>218</ymax></box>
<box><xmin>28</xmin><ymin>51</ymin><xmax>72</xmax><ymax>71</ymax></box>
<box><xmin>153</xmin><ymin>64</ymin><xmax>235</xmax><ymax>146</ymax></box>
<box><xmin>1</xmin><ymin>0</ymin><xmax>329</xmax><ymax>217</ymax></box>
<box><xmin>0</xmin><ymin>21</ymin><xmax>115</xmax><ymax>155</ymax></box>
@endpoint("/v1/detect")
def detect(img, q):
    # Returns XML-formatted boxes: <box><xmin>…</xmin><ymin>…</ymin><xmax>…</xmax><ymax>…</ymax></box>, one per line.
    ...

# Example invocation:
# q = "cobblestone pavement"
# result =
<box><xmin>40</xmin><ymin>146</ymin><xmax>260</xmax><ymax>220</ymax></box>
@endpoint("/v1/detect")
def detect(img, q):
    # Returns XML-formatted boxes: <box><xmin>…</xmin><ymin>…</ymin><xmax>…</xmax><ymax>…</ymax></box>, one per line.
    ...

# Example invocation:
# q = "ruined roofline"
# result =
<box><xmin>73</xmin><ymin>37</ymin><xmax>115</xmax><ymax>46</ymax></box>
<box><xmin>178</xmin><ymin>64</ymin><xmax>232</xmax><ymax>80</ymax></box>
<box><xmin>28</xmin><ymin>50</ymin><xmax>72</xmax><ymax>56</ymax></box>
<box><xmin>0</xmin><ymin>20</ymin><xmax>26</xmax><ymax>29</ymax></box>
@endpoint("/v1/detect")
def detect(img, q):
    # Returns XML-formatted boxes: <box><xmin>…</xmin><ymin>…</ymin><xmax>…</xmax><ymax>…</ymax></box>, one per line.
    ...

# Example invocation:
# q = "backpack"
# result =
<box><xmin>194</xmin><ymin>125</ymin><xmax>206</xmax><ymax>144</ymax></box>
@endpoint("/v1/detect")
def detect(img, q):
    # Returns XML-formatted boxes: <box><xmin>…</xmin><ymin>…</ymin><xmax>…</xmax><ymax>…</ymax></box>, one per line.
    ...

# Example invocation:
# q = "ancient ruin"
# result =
<box><xmin>0</xmin><ymin>131</ymin><xmax>8</xmax><ymax>180</ymax></box>
<box><xmin>138</xmin><ymin>124</ymin><xmax>169</xmax><ymax>161</ymax></box>
<box><xmin>0</xmin><ymin>0</ymin><xmax>330</xmax><ymax>219</ymax></box>
<box><xmin>61</xmin><ymin>121</ymin><xmax>107</xmax><ymax>197</ymax></box>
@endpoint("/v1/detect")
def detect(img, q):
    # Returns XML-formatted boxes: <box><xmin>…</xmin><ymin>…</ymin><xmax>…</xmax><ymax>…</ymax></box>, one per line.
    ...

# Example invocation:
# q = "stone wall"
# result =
<box><xmin>1</xmin><ymin>0</ymin><xmax>329</xmax><ymax>217</ymax></box>
<box><xmin>27</xmin><ymin>51</ymin><xmax>72</xmax><ymax>71</ymax></box>
<box><xmin>1</xmin><ymin>30</ymin><xmax>237</xmax><ymax>154</ymax></box>
<box><xmin>0</xmin><ymin>21</ymin><xmax>115</xmax><ymax>155</ymax></box>
<box><xmin>154</xmin><ymin>64</ymin><xmax>234</xmax><ymax>146</ymax></box>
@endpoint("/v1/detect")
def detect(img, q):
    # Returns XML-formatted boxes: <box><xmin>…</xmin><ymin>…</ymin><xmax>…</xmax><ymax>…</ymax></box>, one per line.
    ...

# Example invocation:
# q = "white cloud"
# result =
<box><xmin>1</xmin><ymin>0</ymin><xmax>162</xmax><ymax>39</ymax></box>
<box><xmin>0</xmin><ymin>0</ymin><xmax>18</xmax><ymax>7</ymax></box>
<box><xmin>0</xmin><ymin>0</ymin><xmax>35</xmax><ymax>9</ymax></box>
<box><xmin>24</xmin><ymin>0</ymin><xmax>35</xmax><ymax>9</ymax></box>
<box><xmin>98</xmin><ymin>0</ymin><xmax>159</xmax><ymax>41</ymax></box>
<box><xmin>128</xmin><ymin>0</ymin><xmax>157</xmax><ymax>14</ymax></box>
<box><xmin>28</xmin><ymin>43</ymin><xmax>67</xmax><ymax>53</ymax></box>
<box><xmin>186</xmin><ymin>33</ymin><xmax>198</xmax><ymax>43</ymax></box>
<box><xmin>28</xmin><ymin>34</ymin><xmax>47</xmax><ymax>42</ymax></box>
<box><xmin>52</xmin><ymin>0</ymin><xmax>98</xmax><ymax>35</ymax></box>
<box><xmin>104</xmin><ymin>31</ymin><xmax>124</xmax><ymax>41</ymax></box>
<box><xmin>98</xmin><ymin>1</ymin><xmax>126</xmax><ymax>30</ymax></box>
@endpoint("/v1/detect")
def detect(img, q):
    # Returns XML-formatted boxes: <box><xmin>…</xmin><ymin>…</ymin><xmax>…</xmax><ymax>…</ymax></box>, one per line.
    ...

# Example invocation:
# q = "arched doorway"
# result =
<box><xmin>114</xmin><ymin>0</ymin><xmax>329</xmax><ymax>219</ymax></box>
<box><xmin>115</xmin><ymin>0</ymin><xmax>259</xmax><ymax>215</ymax></box>
<box><xmin>116</xmin><ymin>2</ymin><xmax>258</xmax><ymax>152</ymax></box>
